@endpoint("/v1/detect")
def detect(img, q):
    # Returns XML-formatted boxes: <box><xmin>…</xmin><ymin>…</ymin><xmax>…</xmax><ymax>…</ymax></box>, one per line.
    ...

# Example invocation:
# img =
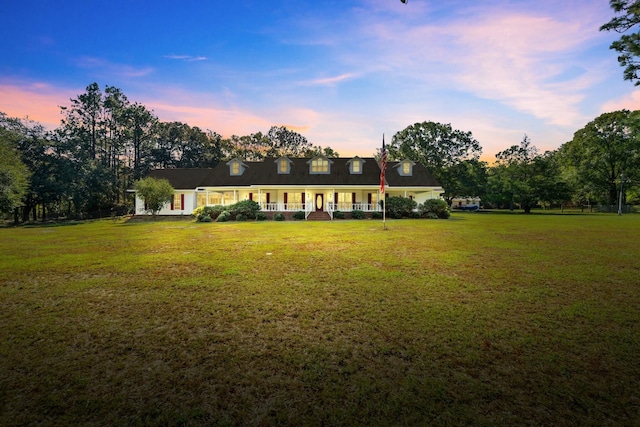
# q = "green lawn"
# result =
<box><xmin>1</xmin><ymin>213</ymin><xmax>639</xmax><ymax>426</ymax></box>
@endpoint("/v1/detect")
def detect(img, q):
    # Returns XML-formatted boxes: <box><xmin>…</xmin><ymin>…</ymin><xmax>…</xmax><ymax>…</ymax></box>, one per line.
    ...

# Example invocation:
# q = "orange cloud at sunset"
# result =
<box><xmin>0</xmin><ymin>82</ymin><xmax>75</xmax><ymax>129</ymax></box>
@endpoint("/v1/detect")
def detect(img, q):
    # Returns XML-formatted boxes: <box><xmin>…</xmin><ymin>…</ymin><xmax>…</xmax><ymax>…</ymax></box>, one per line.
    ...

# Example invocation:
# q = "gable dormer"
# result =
<box><xmin>395</xmin><ymin>159</ymin><xmax>415</xmax><ymax>176</ymax></box>
<box><xmin>275</xmin><ymin>157</ymin><xmax>293</xmax><ymax>174</ymax></box>
<box><xmin>346</xmin><ymin>156</ymin><xmax>365</xmax><ymax>174</ymax></box>
<box><xmin>226</xmin><ymin>158</ymin><xmax>247</xmax><ymax>176</ymax></box>
<box><xmin>307</xmin><ymin>155</ymin><xmax>333</xmax><ymax>174</ymax></box>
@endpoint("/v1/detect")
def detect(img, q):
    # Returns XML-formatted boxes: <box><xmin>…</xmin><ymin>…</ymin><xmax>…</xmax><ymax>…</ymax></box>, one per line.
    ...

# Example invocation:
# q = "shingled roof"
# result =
<box><xmin>146</xmin><ymin>158</ymin><xmax>440</xmax><ymax>189</ymax></box>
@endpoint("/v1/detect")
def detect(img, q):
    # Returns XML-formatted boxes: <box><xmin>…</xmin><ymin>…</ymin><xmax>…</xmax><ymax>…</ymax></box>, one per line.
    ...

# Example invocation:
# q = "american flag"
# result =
<box><xmin>380</xmin><ymin>135</ymin><xmax>387</xmax><ymax>193</ymax></box>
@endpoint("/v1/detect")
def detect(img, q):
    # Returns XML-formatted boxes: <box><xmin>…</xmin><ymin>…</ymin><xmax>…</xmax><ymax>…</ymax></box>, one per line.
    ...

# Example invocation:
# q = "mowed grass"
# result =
<box><xmin>1</xmin><ymin>213</ymin><xmax>639</xmax><ymax>426</ymax></box>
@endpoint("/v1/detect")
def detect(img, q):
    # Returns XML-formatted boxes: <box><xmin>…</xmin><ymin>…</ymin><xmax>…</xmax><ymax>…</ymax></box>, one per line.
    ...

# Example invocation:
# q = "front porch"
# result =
<box><xmin>197</xmin><ymin>188</ymin><xmax>383</xmax><ymax>219</ymax></box>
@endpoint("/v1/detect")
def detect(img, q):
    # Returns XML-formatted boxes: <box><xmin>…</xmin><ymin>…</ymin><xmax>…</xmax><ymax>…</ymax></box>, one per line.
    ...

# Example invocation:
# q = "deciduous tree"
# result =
<box><xmin>560</xmin><ymin>110</ymin><xmax>640</xmax><ymax>205</ymax></box>
<box><xmin>489</xmin><ymin>135</ymin><xmax>569</xmax><ymax>213</ymax></box>
<box><xmin>389</xmin><ymin>121</ymin><xmax>483</xmax><ymax>201</ymax></box>
<box><xmin>601</xmin><ymin>0</ymin><xmax>640</xmax><ymax>85</ymax></box>
<box><xmin>133</xmin><ymin>177</ymin><xmax>174</xmax><ymax>216</ymax></box>
<box><xmin>0</xmin><ymin>120</ymin><xmax>30</xmax><ymax>215</ymax></box>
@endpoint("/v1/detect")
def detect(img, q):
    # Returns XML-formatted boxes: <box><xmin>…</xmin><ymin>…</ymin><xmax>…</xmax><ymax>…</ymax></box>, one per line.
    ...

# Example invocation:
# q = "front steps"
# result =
<box><xmin>306</xmin><ymin>211</ymin><xmax>332</xmax><ymax>221</ymax></box>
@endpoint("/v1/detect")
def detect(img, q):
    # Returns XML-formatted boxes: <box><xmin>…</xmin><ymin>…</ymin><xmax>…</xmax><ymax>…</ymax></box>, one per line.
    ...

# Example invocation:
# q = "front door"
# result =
<box><xmin>315</xmin><ymin>193</ymin><xmax>324</xmax><ymax>211</ymax></box>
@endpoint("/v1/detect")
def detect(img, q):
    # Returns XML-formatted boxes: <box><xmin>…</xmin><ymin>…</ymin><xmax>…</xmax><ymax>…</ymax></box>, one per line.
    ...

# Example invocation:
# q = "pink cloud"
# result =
<box><xmin>0</xmin><ymin>82</ymin><xmax>76</xmax><ymax>129</ymax></box>
<box><xmin>300</xmin><ymin>73</ymin><xmax>357</xmax><ymax>86</ymax></box>
<box><xmin>600</xmin><ymin>91</ymin><xmax>640</xmax><ymax>113</ymax></box>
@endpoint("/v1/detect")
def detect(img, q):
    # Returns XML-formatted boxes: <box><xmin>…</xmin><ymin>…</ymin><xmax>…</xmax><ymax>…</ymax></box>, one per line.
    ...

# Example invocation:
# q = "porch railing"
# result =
<box><xmin>328</xmin><ymin>203</ymin><xmax>381</xmax><ymax>212</ymax></box>
<box><xmin>257</xmin><ymin>202</ymin><xmax>382</xmax><ymax>213</ymax></box>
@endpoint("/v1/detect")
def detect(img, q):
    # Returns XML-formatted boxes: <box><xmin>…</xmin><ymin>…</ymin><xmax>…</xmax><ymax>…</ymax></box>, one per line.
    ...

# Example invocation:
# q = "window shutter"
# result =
<box><xmin>249</xmin><ymin>192</ymin><xmax>253</xmax><ymax>201</ymax></box>
<box><xmin>284</xmin><ymin>192</ymin><xmax>288</xmax><ymax>204</ymax></box>
<box><xmin>352</xmin><ymin>192</ymin><xmax>356</xmax><ymax>203</ymax></box>
<box><xmin>266</xmin><ymin>193</ymin><xmax>270</xmax><ymax>204</ymax></box>
<box><xmin>301</xmin><ymin>193</ymin><xmax>306</xmax><ymax>204</ymax></box>
<box><xmin>334</xmin><ymin>192</ymin><xmax>338</xmax><ymax>204</ymax></box>
<box><xmin>367</xmin><ymin>193</ymin><xmax>372</xmax><ymax>205</ymax></box>
<box><xmin>170</xmin><ymin>195</ymin><xmax>175</xmax><ymax>210</ymax></box>
<box><xmin>181</xmin><ymin>194</ymin><xmax>185</xmax><ymax>210</ymax></box>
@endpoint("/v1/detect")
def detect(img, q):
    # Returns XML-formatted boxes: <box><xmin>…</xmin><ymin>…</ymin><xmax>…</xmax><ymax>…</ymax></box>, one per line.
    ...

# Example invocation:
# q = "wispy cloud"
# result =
<box><xmin>163</xmin><ymin>55</ymin><xmax>208</xmax><ymax>62</ymax></box>
<box><xmin>299</xmin><ymin>73</ymin><xmax>357</xmax><ymax>86</ymax></box>
<box><xmin>323</xmin><ymin>1</ymin><xmax>613</xmax><ymax>129</ymax></box>
<box><xmin>75</xmin><ymin>56</ymin><xmax>154</xmax><ymax>78</ymax></box>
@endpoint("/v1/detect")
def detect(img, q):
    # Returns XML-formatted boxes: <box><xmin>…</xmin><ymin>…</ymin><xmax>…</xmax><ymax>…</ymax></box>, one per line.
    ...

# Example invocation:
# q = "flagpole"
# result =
<box><xmin>382</xmin><ymin>185</ymin><xmax>386</xmax><ymax>230</ymax></box>
<box><xmin>380</xmin><ymin>134</ymin><xmax>387</xmax><ymax>230</ymax></box>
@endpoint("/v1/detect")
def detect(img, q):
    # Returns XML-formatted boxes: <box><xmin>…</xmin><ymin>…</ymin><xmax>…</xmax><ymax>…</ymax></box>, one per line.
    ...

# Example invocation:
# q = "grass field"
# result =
<box><xmin>1</xmin><ymin>212</ymin><xmax>639</xmax><ymax>426</ymax></box>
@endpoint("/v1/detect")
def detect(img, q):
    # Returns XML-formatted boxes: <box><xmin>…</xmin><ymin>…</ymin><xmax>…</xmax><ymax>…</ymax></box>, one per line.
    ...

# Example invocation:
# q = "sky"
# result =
<box><xmin>1</xmin><ymin>0</ymin><xmax>638</xmax><ymax>161</ymax></box>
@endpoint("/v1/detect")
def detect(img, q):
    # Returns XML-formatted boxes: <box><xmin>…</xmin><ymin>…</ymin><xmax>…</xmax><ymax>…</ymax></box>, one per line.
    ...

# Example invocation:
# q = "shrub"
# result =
<box><xmin>292</xmin><ymin>211</ymin><xmax>306</xmax><ymax>220</ymax></box>
<box><xmin>333</xmin><ymin>211</ymin><xmax>345</xmax><ymax>219</ymax></box>
<box><xmin>197</xmin><ymin>213</ymin><xmax>212</xmax><ymax>222</ymax></box>
<box><xmin>385</xmin><ymin>196</ymin><xmax>417</xmax><ymax>219</ymax></box>
<box><xmin>192</xmin><ymin>206</ymin><xmax>205</xmax><ymax>218</ymax></box>
<box><xmin>424</xmin><ymin>212</ymin><xmax>438</xmax><ymax>219</ymax></box>
<box><xmin>351</xmin><ymin>209</ymin><xmax>365</xmax><ymax>219</ymax></box>
<box><xmin>235</xmin><ymin>213</ymin><xmax>247</xmax><ymax>221</ymax></box>
<box><xmin>228</xmin><ymin>200</ymin><xmax>261</xmax><ymax>219</ymax></box>
<box><xmin>193</xmin><ymin>205</ymin><xmax>225</xmax><ymax>220</ymax></box>
<box><xmin>419</xmin><ymin>199</ymin><xmax>450</xmax><ymax>219</ymax></box>
<box><xmin>255</xmin><ymin>212</ymin><xmax>268</xmax><ymax>221</ymax></box>
<box><xmin>371</xmin><ymin>211</ymin><xmax>383</xmax><ymax>219</ymax></box>
<box><xmin>273</xmin><ymin>212</ymin><xmax>285</xmax><ymax>221</ymax></box>
<box><xmin>216</xmin><ymin>210</ymin><xmax>231</xmax><ymax>222</ymax></box>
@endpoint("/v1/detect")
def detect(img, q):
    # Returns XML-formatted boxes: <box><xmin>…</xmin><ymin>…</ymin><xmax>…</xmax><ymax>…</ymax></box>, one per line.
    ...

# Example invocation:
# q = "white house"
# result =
<box><xmin>135</xmin><ymin>156</ymin><xmax>444</xmax><ymax>219</ymax></box>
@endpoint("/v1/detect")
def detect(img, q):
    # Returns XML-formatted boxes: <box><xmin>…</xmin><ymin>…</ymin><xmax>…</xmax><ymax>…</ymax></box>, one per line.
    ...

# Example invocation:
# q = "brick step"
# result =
<box><xmin>305</xmin><ymin>211</ymin><xmax>332</xmax><ymax>221</ymax></box>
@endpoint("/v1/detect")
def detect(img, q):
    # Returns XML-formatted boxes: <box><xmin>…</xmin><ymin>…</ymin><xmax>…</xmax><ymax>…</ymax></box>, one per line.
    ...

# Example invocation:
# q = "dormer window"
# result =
<box><xmin>396</xmin><ymin>160</ymin><xmax>415</xmax><ymax>176</ymax></box>
<box><xmin>275</xmin><ymin>157</ymin><xmax>292</xmax><ymax>174</ymax></box>
<box><xmin>347</xmin><ymin>157</ymin><xmax>365</xmax><ymax>174</ymax></box>
<box><xmin>227</xmin><ymin>159</ymin><xmax>247</xmax><ymax>176</ymax></box>
<box><xmin>308</xmin><ymin>156</ymin><xmax>332</xmax><ymax>174</ymax></box>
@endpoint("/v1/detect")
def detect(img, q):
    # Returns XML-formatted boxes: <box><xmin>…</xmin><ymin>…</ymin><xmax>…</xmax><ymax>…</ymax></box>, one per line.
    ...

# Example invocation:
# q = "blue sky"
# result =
<box><xmin>1</xmin><ymin>0</ymin><xmax>636</xmax><ymax>160</ymax></box>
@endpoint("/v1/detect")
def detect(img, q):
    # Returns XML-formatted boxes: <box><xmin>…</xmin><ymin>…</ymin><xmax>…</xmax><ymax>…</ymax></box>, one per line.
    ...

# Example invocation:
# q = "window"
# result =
<box><xmin>208</xmin><ymin>193</ymin><xmax>222</xmax><ymax>205</ymax></box>
<box><xmin>348</xmin><ymin>157</ymin><xmax>365</xmax><ymax>174</ymax></box>
<box><xmin>228</xmin><ymin>159</ymin><xmax>245</xmax><ymax>176</ymax></box>
<box><xmin>335</xmin><ymin>192</ymin><xmax>352</xmax><ymax>210</ymax></box>
<box><xmin>197</xmin><ymin>193</ymin><xmax>207</xmax><ymax>207</ymax></box>
<box><xmin>311</xmin><ymin>158</ymin><xmax>329</xmax><ymax>173</ymax></box>
<box><xmin>279</xmin><ymin>159</ymin><xmax>289</xmax><ymax>173</ymax></box>
<box><xmin>258</xmin><ymin>193</ymin><xmax>271</xmax><ymax>206</ymax></box>
<box><xmin>368</xmin><ymin>192</ymin><xmax>378</xmax><ymax>208</ymax></box>
<box><xmin>397</xmin><ymin>160</ymin><xmax>413</xmax><ymax>176</ymax></box>
<box><xmin>223</xmin><ymin>192</ymin><xmax>235</xmax><ymax>205</ymax></box>
<box><xmin>285</xmin><ymin>192</ymin><xmax>304</xmax><ymax>210</ymax></box>
<box><xmin>172</xmin><ymin>193</ymin><xmax>182</xmax><ymax>210</ymax></box>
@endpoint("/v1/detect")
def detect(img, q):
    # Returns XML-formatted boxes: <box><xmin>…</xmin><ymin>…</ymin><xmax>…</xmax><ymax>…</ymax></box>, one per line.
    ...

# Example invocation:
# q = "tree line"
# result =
<box><xmin>386</xmin><ymin>111</ymin><xmax>640</xmax><ymax>213</ymax></box>
<box><xmin>0</xmin><ymin>83</ymin><xmax>338</xmax><ymax>222</ymax></box>
<box><xmin>1</xmin><ymin>83</ymin><xmax>639</xmax><ymax>223</ymax></box>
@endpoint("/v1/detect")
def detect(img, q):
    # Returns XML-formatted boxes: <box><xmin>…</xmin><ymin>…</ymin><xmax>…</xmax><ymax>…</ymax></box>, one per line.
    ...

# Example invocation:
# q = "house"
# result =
<box><xmin>451</xmin><ymin>197</ymin><xmax>481</xmax><ymax>210</ymax></box>
<box><xmin>134</xmin><ymin>155</ymin><xmax>444</xmax><ymax>219</ymax></box>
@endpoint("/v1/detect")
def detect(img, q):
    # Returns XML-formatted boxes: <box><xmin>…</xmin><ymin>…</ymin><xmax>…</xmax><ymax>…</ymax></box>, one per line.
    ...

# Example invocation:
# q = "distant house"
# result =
<box><xmin>451</xmin><ymin>197</ymin><xmax>481</xmax><ymax>211</ymax></box>
<box><xmin>134</xmin><ymin>155</ymin><xmax>444</xmax><ymax>219</ymax></box>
